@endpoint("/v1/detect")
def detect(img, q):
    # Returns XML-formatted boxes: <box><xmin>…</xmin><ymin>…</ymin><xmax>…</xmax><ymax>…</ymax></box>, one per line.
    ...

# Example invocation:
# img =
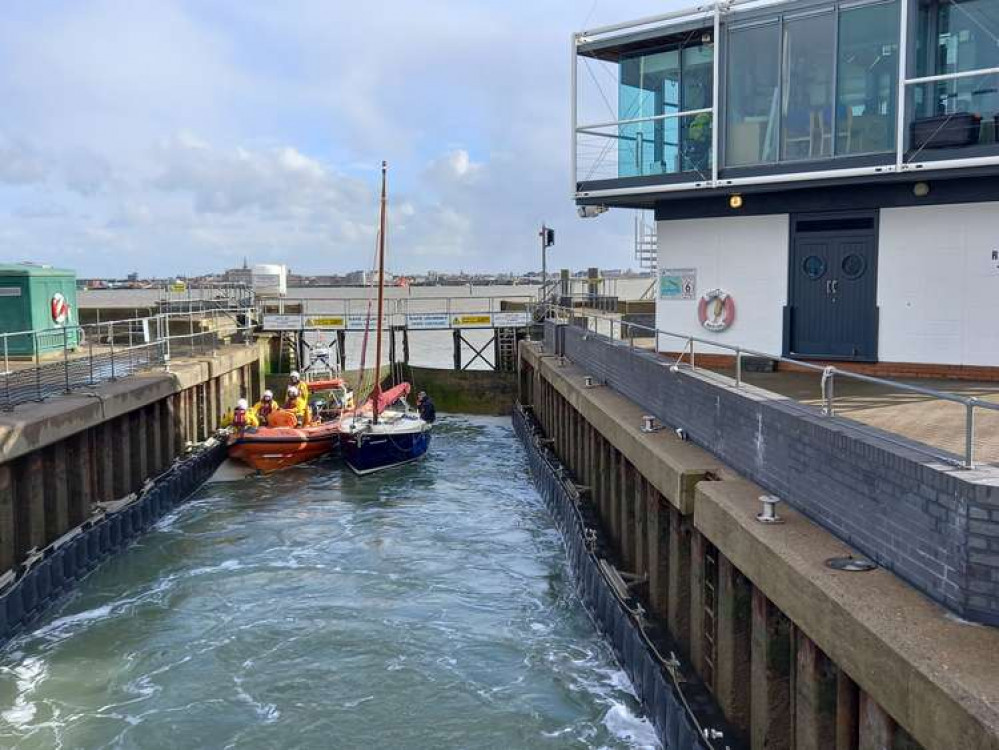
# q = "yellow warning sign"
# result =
<box><xmin>304</xmin><ymin>316</ymin><xmax>345</xmax><ymax>329</ymax></box>
<box><xmin>451</xmin><ymin>314</ymin><xmax>492</xmax><ymax>328</ymax></box>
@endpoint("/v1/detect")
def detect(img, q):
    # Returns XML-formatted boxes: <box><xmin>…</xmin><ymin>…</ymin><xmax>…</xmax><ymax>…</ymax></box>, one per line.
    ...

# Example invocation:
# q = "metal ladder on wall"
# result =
<box><xmin>495</xmin><ymin>328</ymin><xmax>518</xmax><ymax>373</ymax></box>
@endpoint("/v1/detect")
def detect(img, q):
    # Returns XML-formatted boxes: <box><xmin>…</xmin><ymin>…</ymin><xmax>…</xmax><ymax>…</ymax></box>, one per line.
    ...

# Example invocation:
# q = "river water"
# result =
<box><xmin>0</xmin><ymin>417</ymin><xmax>657</xmax><ymax>749</ymax></box>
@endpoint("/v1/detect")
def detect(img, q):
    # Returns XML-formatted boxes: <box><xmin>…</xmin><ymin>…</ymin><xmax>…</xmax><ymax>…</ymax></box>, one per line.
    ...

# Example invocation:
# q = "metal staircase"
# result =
<box><xmin>634</xmin><ymin>212</ymin><xmax>657</xmax><ymax>272</ymax></box>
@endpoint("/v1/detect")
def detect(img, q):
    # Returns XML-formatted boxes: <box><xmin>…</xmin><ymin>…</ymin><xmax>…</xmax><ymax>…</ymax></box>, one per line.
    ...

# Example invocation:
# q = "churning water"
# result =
<box><xmin>0</xmin><ymin>417</ymin><xmax>657</xmax><ymax>749</ymax></box>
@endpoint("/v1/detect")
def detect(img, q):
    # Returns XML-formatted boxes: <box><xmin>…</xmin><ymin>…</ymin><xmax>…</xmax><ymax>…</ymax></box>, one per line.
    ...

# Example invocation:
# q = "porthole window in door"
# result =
<box><xmin>841</xmin><ymin>253</ymin><xmax>866</xmax><ymax>279</ymax></box>
<box><xmin>802</xmin><ymin>255</ymin><xmax>827</xmax><ymax>280</ymax></box>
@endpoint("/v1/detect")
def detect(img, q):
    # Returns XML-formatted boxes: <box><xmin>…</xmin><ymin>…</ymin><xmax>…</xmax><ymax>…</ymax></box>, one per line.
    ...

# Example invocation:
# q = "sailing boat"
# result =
<box><xmin>338</xmin><ymin>161</ymin><xmax>432</xmax><ymax>475</ymax></box>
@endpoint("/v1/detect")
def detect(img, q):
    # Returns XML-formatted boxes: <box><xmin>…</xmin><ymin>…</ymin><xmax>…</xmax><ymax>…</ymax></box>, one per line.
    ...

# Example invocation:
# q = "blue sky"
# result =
<box><xmin>0</xmin><ymin>0</ymin><xmax>678</xmax><ymax>277</ymax></box>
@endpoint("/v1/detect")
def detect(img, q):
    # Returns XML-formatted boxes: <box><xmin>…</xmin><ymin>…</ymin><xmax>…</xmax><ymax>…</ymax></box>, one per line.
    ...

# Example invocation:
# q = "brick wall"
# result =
<box><xmin>549</xmin><ymin>321</ymin><xmax>999</xmax><ymax>625</ymax></box>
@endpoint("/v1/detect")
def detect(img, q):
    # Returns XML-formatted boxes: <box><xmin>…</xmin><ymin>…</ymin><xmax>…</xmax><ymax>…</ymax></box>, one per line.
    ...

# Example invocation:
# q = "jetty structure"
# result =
<box><xmin>514</xmin><ymin>0</ymin><xmax>999</xmax><ymax>748</ymax></box>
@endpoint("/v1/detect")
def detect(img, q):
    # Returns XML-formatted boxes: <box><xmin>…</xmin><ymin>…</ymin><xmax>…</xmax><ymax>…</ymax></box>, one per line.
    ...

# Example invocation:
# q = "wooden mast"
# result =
<box><xmin>372</xmin><ymin>160</ymin><xmax>388</xmax><ymax>425</ymax></box>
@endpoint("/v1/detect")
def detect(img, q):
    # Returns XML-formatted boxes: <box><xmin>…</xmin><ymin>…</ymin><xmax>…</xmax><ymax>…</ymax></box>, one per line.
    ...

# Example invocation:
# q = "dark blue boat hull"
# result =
<box><xmin>340</xmin><ymin>428</ymin><xmax>431</xmax><ymax>475</ymax></box>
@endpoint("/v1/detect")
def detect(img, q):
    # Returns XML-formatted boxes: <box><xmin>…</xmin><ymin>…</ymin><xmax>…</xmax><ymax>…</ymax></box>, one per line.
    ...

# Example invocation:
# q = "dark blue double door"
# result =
<box><xmin>785</xmin><ymin>212</ymin><xmax>879</xmax><ymax>361</ymax></box>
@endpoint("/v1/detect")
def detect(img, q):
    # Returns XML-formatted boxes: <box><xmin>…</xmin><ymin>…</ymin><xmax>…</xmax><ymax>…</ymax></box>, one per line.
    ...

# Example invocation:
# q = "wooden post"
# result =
<box><xmin>0</xmin><ymin>466</ymin><xmax>15</xmax><ymax>574</ymax></box>
<box><xmin>43</xmin><ymin>443</ymin><xmax>70</xmax><ymax>545</ymax></box>
<box><xmin>751</xmin><ymin>587</ymin><xmax>793</xmax><ymax>750</ymax></box>
<box><xmin>453</xmin><ymin>329</ymin><xmax>462</xmax><ymax>371</ymax></box>
<box><xmin>716</xmin><ymin>555</ymin><xmax>753</xmax><ymax>736</ymax></box>
<box><xmin>402</xmin><ymin>327</ymin><xmax>410</xmax><ymax>365</ymax></box>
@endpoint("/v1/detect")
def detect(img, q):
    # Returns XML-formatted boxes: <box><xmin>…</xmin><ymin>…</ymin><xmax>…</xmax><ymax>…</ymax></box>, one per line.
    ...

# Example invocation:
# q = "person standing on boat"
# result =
<box><xmin>222</xmin><ymin>398</ymin><xmax>259</xmax><ymax>430</ymax></box>
<box><xmin>251</xmin><ymin>390</ymin><xmax>277</xmax><ymax>426</ymax></box>
<box><xmin>284</xmin><ymin>385</ymin><xmax>310</xmax><ymax>426</ymax></box>
<box><xmin>289</xmin><ymin>371</ymin><xmax>310</xmax><ymax>403</ymax></box>
<box><xmin>417</xmin><ymin>391</ymin><xmax>436</xmax><ymax>423</ymax></box>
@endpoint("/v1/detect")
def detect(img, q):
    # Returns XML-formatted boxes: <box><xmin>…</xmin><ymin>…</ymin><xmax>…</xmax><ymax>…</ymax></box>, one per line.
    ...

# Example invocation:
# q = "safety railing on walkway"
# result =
<box><xmin>0</xmin><ymin>307</ymin><xmax>255</xmax><ymax>411</ymax></box>
<box><xmin>262</xmin><ymin>294</ymin><xmax>535</xmax><ymax>318</ymax></box>
<box><xmin>536</xmin><ymin>303</ymin><xmax>999</xmax><ymax>470</ymax></box>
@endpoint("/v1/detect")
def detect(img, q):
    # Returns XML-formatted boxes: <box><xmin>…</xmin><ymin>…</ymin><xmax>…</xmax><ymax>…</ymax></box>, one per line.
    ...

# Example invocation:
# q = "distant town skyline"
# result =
<box><xmin>0</xmin><ymin>0</ymin><xmax>681</xmax><ymax>277</ymax></box>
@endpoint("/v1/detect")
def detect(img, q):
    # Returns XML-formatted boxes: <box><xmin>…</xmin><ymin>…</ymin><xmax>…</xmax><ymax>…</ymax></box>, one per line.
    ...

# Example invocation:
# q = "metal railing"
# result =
<box><xmin>0</xmin><ymin>307</ymin><xmax>255</xmax><ymax>411</ymax></box>
<box><xmin>537</xmin><ymin>303</ymin><xmax>999</xmax><ymax>470</ymax></box>
<box><xmin>262</xmin><ymin>294</ymin><xmax>537</xmax><ymax>323</ymax></box>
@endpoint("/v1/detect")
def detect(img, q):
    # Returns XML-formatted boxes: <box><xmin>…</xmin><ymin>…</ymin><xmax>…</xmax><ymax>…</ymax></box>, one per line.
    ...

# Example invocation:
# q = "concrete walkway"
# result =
<box><xmin>723</xmin><ymin>369</ymin><xmax>999</xmax><ymax>466</ymax></box>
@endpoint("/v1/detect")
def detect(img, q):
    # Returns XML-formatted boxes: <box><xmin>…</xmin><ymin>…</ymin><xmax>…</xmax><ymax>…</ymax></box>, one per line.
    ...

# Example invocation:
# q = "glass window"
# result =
<box><xmin>725</xmin><ymin>23</ymin><xmax>781</xmax><ymax>166</ymax></box>
<box><xmin>836</xmin><ymin>1</ymin><xmax>900</xmax><ymax>155</ymax></box>
<box><xmin>781</xmin><ymin>11</ymin><xmax>836</xmax><ymax>161</ymax></box>
<box><xmin>916</xmin><ymin>0</ymin><xmax>999</xmax><ymax>78</ymax></box>
<box><xmin>617</xmin><ymin>40</ymin><xmax>714</xmax><ymax>178</ymax></box>
<box><xmin>619</xmin><ymin>50</ymin><xmax>680</xmax><ymax>177</ymax></box>
<box><xmin>803</xmin><ymin>255</ymin><xmax>827</xmax><ymax>279</ymax></box>
<box><xmin>909</xmin><ymin>0</ymin><xmax>999</xmax><ymax>151</ymax></box>
<box><xmin>681</xmin><ymin>44</ymin><xmax>714</xmax><ymax>174</ymax></box>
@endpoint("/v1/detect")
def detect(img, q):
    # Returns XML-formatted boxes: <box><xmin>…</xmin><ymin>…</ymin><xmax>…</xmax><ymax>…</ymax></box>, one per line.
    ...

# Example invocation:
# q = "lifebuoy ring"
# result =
<box><xmin>697</xmin><ymin>289</ymin><xmax>735</xmax><ymax>332</ymax></box>
<box><xmin>51</xmin><ymin>293</ymin><xmax>71</xmax><ymax>325</ymax></box>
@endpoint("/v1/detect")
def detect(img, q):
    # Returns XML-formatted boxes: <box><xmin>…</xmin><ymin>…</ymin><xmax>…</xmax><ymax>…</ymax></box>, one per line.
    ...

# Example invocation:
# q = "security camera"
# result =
<box><xmin>577</xmin><ymin>205</ymin><xmax>609</xmax><ymax>219</ymax></box>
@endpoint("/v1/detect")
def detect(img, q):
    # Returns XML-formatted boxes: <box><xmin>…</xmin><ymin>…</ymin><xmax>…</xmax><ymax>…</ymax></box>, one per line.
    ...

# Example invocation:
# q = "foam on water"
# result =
<box><xmin>0</xmin><ymin>416</ymin><xmax>661</xmax><ymax>749</ymax></box>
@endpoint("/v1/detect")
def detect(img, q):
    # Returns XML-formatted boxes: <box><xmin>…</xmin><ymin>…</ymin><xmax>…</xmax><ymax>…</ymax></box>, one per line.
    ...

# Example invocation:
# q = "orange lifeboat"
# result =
<box><xmin>227</xmin><ymin>409</ymin><xmax>341</xmax><ymax>473</ymax></box>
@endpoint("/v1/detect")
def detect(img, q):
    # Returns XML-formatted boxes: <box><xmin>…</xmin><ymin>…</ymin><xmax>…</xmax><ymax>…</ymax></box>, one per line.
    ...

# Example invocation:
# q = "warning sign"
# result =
<box><xmin>406</xmin><ymin>313</ymin><xmax>451</xmax><ymax>330</ymax></box>
<box><xmin>303</xmin><ymin>316</ymin><xmax>346</xmax><ymax>329</ymax></box>
<box><xmin>261</xmin><ymin>314</ymin><xmax>303</xmax><ymax>331</ymax></box>
<box><xmin>492</xmin><ymin>311</ymin><xmax>529</xmax><ymax>327</ymax></box>
<box><xmin>450</xmin><ymin>314</ymin><xmax>492</xmax><ymax>328</ymax></box>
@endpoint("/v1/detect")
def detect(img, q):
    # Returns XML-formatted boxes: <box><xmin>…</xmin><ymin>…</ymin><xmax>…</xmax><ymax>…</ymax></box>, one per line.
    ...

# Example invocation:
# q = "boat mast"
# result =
<box><xmin>372</xmin><ymin>160</ymin><xmax>388</xmax><ymax>425</ymax></box>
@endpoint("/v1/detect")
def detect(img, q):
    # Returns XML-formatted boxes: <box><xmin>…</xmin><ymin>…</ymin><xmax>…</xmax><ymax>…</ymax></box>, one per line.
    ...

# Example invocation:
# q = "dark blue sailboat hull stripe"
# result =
<box><xmin>342</xmin><ymin>430</ymin><xmax>431</xmax><ymax>474</ymax></box>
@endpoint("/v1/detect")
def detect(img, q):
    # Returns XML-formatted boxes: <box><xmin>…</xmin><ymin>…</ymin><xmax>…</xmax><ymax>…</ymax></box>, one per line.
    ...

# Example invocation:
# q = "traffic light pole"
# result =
<box><xmin>540</xmin><ymin>224</ymin><xmax>547</xmax><ymax>292</ymax></box>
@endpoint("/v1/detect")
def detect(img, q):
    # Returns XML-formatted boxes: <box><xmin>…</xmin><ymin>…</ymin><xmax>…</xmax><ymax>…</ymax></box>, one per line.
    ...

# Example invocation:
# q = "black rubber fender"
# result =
<box><xmin>46</xmin><ymin>547</ymin><xmax>67</xmax><ymax>595</ymax></box>
<box><xmin>18</xmin><ymin>572</ymin><xmax>38</xmax><ymax>617</ymax></box>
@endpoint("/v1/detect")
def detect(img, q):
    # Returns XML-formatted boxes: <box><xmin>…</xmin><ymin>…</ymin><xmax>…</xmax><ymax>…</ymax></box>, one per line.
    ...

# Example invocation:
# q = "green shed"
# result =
<box><xmin>0</xmin><ymin>264</ymin><xmax>80</xmax><ymax>357</ymax></box>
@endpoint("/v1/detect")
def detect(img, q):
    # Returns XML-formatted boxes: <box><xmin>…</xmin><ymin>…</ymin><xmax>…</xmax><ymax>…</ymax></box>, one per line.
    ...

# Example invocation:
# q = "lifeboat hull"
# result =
<box><xmin>227</xmin><ymin>422</ymin><xmax>340</xmax><ymax>473</ymax></box>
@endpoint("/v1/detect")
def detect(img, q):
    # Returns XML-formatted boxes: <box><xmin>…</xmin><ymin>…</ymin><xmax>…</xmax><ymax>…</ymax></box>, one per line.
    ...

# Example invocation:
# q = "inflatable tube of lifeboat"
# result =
<box><xmin>303</xmin><ymin>378</ymin><xmax>346</xmax><ymax>392</ymax></box>
<box><xmin>266</xmin><ymin>409</ymin><xmax>298</xmax><ymax>428</ymax></box>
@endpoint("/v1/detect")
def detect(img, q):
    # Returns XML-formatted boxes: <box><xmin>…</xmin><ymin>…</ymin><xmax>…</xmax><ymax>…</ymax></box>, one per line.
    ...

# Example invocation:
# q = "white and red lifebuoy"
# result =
<box><xmin>51</xmin><ymin>293</ymin><xmax>71</xmax><ymax>325</ymax></box>
<box><xmin>697</xmin><ymin>289</ymin><xmax>735</xmax><ymax>332</ymax></box>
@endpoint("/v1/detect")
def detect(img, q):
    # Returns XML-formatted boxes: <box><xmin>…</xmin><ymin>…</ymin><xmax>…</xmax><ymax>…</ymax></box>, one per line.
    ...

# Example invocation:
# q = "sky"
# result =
<box><xmin>0</xmin><ymin>0</ymin><xmax>681</xmax><ymax>277</ymax></box>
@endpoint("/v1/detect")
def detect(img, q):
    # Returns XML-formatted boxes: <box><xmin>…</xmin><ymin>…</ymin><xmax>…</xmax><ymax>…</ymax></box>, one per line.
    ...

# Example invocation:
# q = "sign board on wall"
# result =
<box><xmin>660</xmin><ymin>268</ymin><xmax>697</xmax><ymax>300</ymax></box>
<box><xmin>346</xmin><ymin>313</ymin><xmax>388</xmax><ymax>330</ymax></box>
<box><xmin>492</xmin><ymin>311</ymin><xmax>530</xmax><ymax>327</ymax></box>
<box><xmin>261</xmin><ymin>314</ymin><xmax>303</xmax><ymax>331</ymax></box>
<box><xmin>406</xmin><ymin>313</ymin><xmax>450</xmax><ymax>330</ymax></box>
<box><xmin>303</xmin><ymin>315</ymin><xmax>346</xmax><ymax>329</ymax></box>
<box><xmin>451</xmin><ymin>314</ymin><xmax>493</xmax><ymax>328</ymax></box>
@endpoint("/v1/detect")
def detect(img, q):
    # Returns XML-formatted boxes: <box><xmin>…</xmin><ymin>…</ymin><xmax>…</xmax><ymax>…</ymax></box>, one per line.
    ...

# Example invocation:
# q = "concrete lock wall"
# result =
<box><xmin>548</xmin><ymin>320</ymin><xmax>999</xmax><ymax>625</ymax></box>
<box><xmin>520</xmin><ymin>335</ymin><xmax>999</xmax><ymax>750</ymax></box>
<box><xmin>0</xmin><ymin>342</ymin><xmax>265</xmax><ymax>579</ymax></box>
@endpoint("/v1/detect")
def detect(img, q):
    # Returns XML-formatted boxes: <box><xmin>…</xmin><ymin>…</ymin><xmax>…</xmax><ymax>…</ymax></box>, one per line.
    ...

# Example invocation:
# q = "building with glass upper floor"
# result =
<box><xmin>573</xmin><ymin>0</ymin><xmax>999</xmax><ymax>374</ymax></box>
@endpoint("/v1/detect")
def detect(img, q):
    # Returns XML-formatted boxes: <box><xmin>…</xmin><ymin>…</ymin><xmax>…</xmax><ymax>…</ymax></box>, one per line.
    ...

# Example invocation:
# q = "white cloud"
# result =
<box><xmin>13</xmin><ymin>201</ymin><xmax>67</xmax><ymax>219</ymax></box>
<box><xmin>0</xmin><ymin>0</ymin><xmax>678</xmax><ymax>276</ymax></box>
<box><xmin>0</xmin><ymin>137</ymin><xmax>47</xmax><ymax>185</ymax></box>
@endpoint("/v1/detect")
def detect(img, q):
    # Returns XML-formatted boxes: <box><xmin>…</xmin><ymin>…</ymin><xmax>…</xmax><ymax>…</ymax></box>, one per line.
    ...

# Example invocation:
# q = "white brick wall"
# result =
<box><xmin>655</xmin><ymin>214</ymin><xmax>790</xmax><ymax>355</ymax></box>
<box><xmin>879</xmin><ymin>203</ymin><xmax>999</xmax><ymax>367</ymax></box>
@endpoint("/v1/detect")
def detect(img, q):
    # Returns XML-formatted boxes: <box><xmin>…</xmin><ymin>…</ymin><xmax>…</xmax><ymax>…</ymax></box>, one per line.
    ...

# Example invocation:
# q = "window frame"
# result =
<box><xmin>720</xmin><ymin>0</ymin><xmax>901</xmax><ymax>169</ymax></box>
